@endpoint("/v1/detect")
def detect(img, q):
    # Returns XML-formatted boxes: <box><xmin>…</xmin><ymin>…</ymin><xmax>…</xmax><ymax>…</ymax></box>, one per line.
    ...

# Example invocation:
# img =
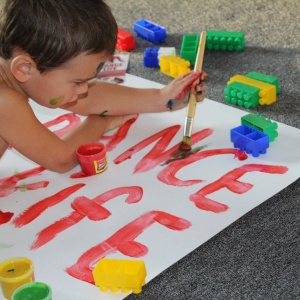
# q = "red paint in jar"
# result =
<box><xmin>76</xmin><ymin>142</ymin><xmax>108</xmax><ymax>176</ymax></box>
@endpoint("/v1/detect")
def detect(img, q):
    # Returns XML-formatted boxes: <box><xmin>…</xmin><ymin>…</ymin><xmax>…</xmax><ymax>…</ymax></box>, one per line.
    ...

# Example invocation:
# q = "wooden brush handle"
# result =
<box><xmin>194</xmin><ymin>31</ymin><xmax>206</xmax><ymax>74</ymax></box>
<box><xmin>186</xmin><ymin>31</ymin><xmax>206</xmax><ymax>119</ymax></box>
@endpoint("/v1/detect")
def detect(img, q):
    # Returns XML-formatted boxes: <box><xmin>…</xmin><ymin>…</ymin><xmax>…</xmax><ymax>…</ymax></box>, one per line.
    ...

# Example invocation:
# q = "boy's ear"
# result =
<box><xmin>10</xmin><ymin>55</ymin><xmax>37</xmax><ymax>83</ymax></box>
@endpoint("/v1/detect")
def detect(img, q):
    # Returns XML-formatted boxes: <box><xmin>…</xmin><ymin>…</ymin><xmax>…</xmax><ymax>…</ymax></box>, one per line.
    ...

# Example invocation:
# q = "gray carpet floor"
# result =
<box><xmin>107</xmin><ymin>0</ymin><xmax>300</xmax><ymax>299</ymax></box>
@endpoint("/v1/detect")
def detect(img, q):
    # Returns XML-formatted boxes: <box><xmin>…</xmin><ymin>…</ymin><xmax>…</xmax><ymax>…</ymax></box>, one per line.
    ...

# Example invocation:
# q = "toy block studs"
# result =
<box><xmin>93</xmin><ymin>259</ymin><xmax>147</xmax><ymax>294</ymax></box>
<box><xmin>206</xmin><ymin>31</ymin><xmax>245</xmax><ymax>51</ymax></box>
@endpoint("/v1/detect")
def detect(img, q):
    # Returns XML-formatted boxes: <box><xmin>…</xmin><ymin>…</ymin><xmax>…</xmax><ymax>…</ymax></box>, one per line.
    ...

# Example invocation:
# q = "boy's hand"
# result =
<box><xmin>161</xmin><ymin>70</ymin><xmax>207</xmax><ymax>111</ymax></box>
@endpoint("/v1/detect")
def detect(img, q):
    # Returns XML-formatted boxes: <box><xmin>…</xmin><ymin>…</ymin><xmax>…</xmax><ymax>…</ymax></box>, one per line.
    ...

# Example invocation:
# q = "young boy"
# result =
<box><xmin>0</xmin><ymin>0</ymin><xmax>205</xmax><ymax>173</ymax></box>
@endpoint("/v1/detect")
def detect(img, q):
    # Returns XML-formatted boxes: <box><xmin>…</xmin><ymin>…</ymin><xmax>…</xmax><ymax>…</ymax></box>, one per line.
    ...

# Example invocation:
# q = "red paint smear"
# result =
<box><xmin>0</xmin><ymin>166</ymin><xmax>47</xmax><ymax>197</ymax></box>
<box><xmin>31</xmin><ymin>186</ymin><xmax>143</xmax><ymax>249</ymax></box>
<box><xmin>13</xmin><ymin>183</ymin><xmax>85</xmax><ymax>228</ymax></box>
<box><xmin>101</xmin><ymin>118</ymin><xmax>137</xmax><ymax>152</ymax></box>
<box><xmin>114</xmin><ymin>125</ymin><xmax>180</xmax><ymax>166</ymax></box>
<box><xmin>192</xmin><ymin>198</ymin><xmax>228</xmax><ymax>213</ymax></box>
<box><xmin>114</xmin><ymin>126</ymin><xmax>213</xmax><ymax>173</ymax></box>
<box><xmin>190</xmin><ymin>163</ymin><xmax>288</xmax><ymax>213</ymax></box>
<box><xmin>70</xmin><ymin>171</ymin><xmax>91</xmax><ymax>179</ymax></box>
<box><xmin>158</xmin><ymin>149</ymin><xmax>247</xmax><ymax>186</ymax></box>
<box><xmin>19</xmin><ymin>181</ymin><xmax>49</xmax><ymax>191</ymax></box>
<box><xmin>0</xmin><ymin>210</ymin><xmax>14</xmax><ymax>225</ymax></box>
<box><xmin>43</xmin><ymin>113</ymin><xmax>81</xmax><ymax>138</ymax></box>
<box><xmin>174</xmin><ymin>72</ymin><xmax>200</xmax><ymax>100</ymax></box>
<box><xmin>66</xmin><ymin>210</ymin><xmax>191</xmax><ymax>284</ymax></box>
<box><xmin>31</xmin><ymin>211</ymin><xmax>83</xmax><ymax>250</ymax></box>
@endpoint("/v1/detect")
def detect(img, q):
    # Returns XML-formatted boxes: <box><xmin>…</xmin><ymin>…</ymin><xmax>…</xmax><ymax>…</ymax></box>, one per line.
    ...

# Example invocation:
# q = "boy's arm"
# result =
<box><xmin>61</xmin><ymin>71</ymin><xmax>204</xmax><ymax>116</ymax></box>
<box><xmin>0</xmin><ymin>88</ymin><xmax>136</xmax><ymax>173</ymax></box>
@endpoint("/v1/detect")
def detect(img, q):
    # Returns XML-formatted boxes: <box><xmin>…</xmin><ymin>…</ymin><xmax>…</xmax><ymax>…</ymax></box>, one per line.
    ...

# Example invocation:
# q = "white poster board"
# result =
<box><xmin>1</xmin><ymin>74</ymin><xmax>300</xmax><ymax>300</ymax></box>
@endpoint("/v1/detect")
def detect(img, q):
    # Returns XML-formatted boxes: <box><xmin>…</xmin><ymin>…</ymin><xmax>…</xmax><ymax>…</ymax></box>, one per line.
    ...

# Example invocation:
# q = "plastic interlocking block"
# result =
<box><xmin>133</xmin><ymin>19</ymin><xmax>166</xmax><ymax>44</ymax></box>
<box><xmin>206</xmin><ymin>30</ymin><xmax>245</xmax><ymax>51</ymax></box>
<box><xmin>224</xmin><ymin>81</ymin><xmax>260</xmax><ymax>108</ymax></box>
<box><xmin>143</xmin><ymin>47</ymin><xmax>176</xmax><ymax>67</ymax></box>
<box><xmin>159</xmin><ymin>55</ymin><xmax>190</xmax><ymax>78</ymax></box>
<box><xmin>93</xmin><ymin>259</ymin><xmax>147</xmax><ymax>294</ymax></box>
<box><xmin>245</xmin><ymin>71</ymin><xmax>280</xmax><ymax>94</ymax></box>
<box><xmin>241</xmin><ymin>113</ymin><xmax>278</xmax><ymax>142</ymax></box>
<box><xmin>228</xmin><ymin>75</ymin><xmax>276</xmax><ymax>105</ymax></box>
<box><xmin>180</xmin><ymin>34</ymin><xmax>200</xmax><ymax>65</ymax></box>
<box><xmin>143</xmin><ymin>47</ymin><xmax>159</xmax><ymax>67</ymax></box>
<box><xmin>116</xmin><ymin>28</ymin><xmax>136</xmax><ymax>51</ymax></box>
<box><xmin>157</xmin><ymin>47</ymin><xmax>176</xmax><ymax>61</ymax></box>
<box><xmin>230</xmin><ymin>125</ymin><xmax>269</xmax><ymax>157</ymax></box>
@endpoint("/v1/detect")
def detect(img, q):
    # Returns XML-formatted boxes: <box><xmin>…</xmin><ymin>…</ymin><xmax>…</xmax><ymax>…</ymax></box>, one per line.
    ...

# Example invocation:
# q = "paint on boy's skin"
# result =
<box><xmin>99</xmin><ymin>110</ymin><xmax>108</xmax><ymax>117</ymax></box>
<box><xmin>166</xmin><ymin>99</ymin><xmax>175</xmax><ymax>110</ymax></box>
<box><xmin>49</xmin><ymin>95</ymin><xmax>64</xmax><ymax>105</ymax></box>
<box><xmin>166</xmin><ymin>98</ymin><xmax>189</xmax><ymax>110</ymax></box>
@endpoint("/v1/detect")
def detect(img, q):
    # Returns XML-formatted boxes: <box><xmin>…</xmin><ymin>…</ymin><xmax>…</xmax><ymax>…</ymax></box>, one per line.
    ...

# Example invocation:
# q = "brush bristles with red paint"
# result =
<box><xmin>178</xmin><ymin>136</ymin><xmax>192</xmax><ymax>152</ymax></box>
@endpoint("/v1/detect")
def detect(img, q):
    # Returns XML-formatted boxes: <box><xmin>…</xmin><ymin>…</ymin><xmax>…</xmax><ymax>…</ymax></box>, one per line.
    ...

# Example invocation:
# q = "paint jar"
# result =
<box><xmin>76</xmin><ymin>142</ymin><xmax>108</xmax><ymax>176</ymax></box>
<box><xmin>12</xmin><ymin>282</ymin><xmax>52</xmax><ymax>300</ymax></box>
<box><xmin>0</xmin><ymin>257</ymin><xmax>34</xmax><ymax>299</ymax></box>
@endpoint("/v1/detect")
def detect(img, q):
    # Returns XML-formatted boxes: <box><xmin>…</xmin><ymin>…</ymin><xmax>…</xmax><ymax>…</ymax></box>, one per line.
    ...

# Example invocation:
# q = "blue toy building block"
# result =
<box><xmin>245</xmin><ymin>72</ymin><xmax>280</xmax><ymax>94</ymax></box>
<box><xmin>230</xmin><ymin>125</ymin><xmax>269</xmax><ymax>157</ymax></box>
<box><xmin>133</xmin><ymin>19</ymin><xmax>166</xmax><ymax>44</ymax></box>
<box><xmin>206</xmin><ymin>30</ymin><xmax>245</xmax><ymax>51</ymax></box>
<box><xmin>224</xmin><ymin>81</ymin><xmax>260</xmax><ymax>108</ymax></box>
<box><xmin>180</xmin><ymin>34</ymin><xmax>200</xmax><ymax>65</ymax></box>
<box><xmin>143</xmin><ymin>47</ymin><xmax>176</xmax><ymax>68</ymax></box>
<box><xmin>143</xmin><ymin>47</ymin><xmax>159</xmax><ymax>67</ymax></box>
<box><xmin>241</xmin><ymin>113</ymin><xmax>278</xmax><ymax>142</ymax></box>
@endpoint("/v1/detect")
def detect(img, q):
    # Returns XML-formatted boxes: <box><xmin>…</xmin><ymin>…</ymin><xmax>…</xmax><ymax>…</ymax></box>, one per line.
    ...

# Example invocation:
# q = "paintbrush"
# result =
<box><xmin>178</xmin><ymin>31</ymin><xmax>207</xmax><ymax>152</ymax></box>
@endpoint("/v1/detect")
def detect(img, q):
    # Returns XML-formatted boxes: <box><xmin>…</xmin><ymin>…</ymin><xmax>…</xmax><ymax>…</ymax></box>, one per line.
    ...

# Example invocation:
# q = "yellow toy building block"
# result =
<box><xmin>92</xmin><ymin>259</ymin><xmax>147</xmax><ymax>294</ymax></box>
<box><xmin>228</xmin><ymin>75</ymin><xmax>276</xmax><ymax>105</ymax></box>
<box><xmin>159</xmin><ymin>55</ymin><xmax>190</xmax><ymax>78</ymax></box>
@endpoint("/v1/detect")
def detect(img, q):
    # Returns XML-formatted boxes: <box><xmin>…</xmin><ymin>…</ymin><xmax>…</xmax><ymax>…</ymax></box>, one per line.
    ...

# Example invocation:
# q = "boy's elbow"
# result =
<box><xmin>55</xmin><ymin>165</ymin><xmax>74</xmax><ymax>174</ymax></box>
<box><xmin>44</xmin><ymin>156</ymin><xmax>78</xmax><ymax>174</ymax></box>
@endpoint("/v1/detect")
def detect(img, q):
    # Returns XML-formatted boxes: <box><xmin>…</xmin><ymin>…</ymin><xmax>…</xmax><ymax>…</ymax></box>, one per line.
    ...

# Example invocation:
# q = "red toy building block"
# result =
<box><xmin>116</xmin><ymin>28</ymin><xmax>136</xmax><ymax>51</ymax></box>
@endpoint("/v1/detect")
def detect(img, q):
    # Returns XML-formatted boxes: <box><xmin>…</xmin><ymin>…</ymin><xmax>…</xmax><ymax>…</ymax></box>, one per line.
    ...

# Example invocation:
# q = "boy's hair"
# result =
<box><xmin>0</xmin><ymin>0</ymin><xmax>118</xmax><ymax>72</ymax></box>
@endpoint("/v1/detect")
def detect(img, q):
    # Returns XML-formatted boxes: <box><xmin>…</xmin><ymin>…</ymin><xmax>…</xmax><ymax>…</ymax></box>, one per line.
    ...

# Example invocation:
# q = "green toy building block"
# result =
<box><xmin>245</xmin><ymin>71</ymin><xmax>280</xmax><ymax>94</ymax></box>
<box><xmin>241</xmin><ymin>113</ymin><xmax>278</xmax><ymax>142</ymax></box>
<box><xmin>224</xmin><ymin>81</ymin><xmax>260</xmax><ymax>108</ymax></box>
<box><xmin>180</xmin><ymin>34</ymin><xmax>200</xmax><ymax>66</ymax></box>
<box><xmin>228</xmin><ymin>75</ymin><xmax>276</xmax><ymax>105</ymax></box>
<box><xmin>206</xmin><ymin>30</ymin><xmax>245</xmax><ymax>51</ymax></box>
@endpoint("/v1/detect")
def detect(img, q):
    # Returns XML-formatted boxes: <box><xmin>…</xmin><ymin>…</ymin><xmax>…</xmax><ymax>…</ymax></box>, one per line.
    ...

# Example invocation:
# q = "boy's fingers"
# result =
<box><xmin>196</xmin><ymin>82</ymin><xmax>206</xmax><ymax>92</ymax></box>
<box><xmin>196</xmin><ymin>92</ymin><xmax>205</xmax><ymax>102</ymax></box>
<box><xmin>183</xmin><ymin>70</ymin><xmax>201</xmax><ymax>83</ymax></box>
<box><xmin>200</xmin><ymin>70</ymin><xmax>208</xmax><ymax>80</ymax></box>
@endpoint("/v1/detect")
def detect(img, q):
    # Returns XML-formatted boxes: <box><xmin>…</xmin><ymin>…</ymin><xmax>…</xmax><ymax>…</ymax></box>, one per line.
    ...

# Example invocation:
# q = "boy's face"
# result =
<box><xmin>24</xmin><ymin>52</ymin><xmax>109</xmax><ymax>108</ymax></box>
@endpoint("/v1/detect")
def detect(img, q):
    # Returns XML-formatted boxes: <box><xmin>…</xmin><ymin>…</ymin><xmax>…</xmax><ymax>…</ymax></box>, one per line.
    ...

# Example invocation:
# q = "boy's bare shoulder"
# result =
<box><xmin>0</xmin><ymin>86</ymin><xmax>29</xmax><ymax>111</ymax></box>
